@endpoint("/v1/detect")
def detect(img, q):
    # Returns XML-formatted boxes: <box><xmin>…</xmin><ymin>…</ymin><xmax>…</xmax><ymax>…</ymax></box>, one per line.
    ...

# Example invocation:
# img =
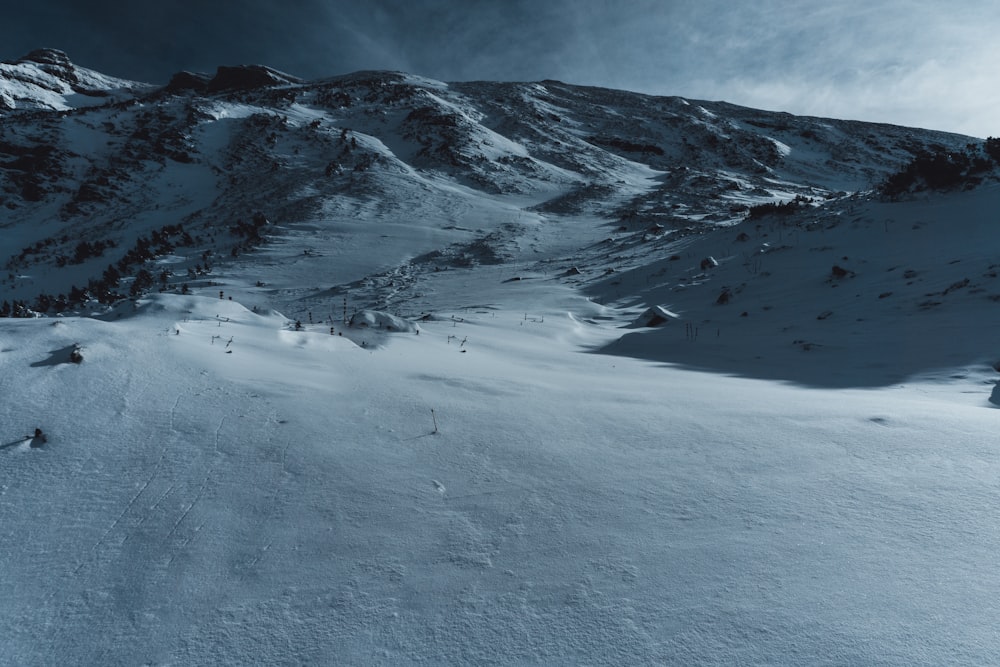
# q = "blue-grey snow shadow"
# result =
<box><xmin>30</xmin><ymin>345</ymin><xmax>81</xmax><ymax>367</ymax></box>
<box><xmin>591</xmin><ymin>324</ymin><xmax>999</xmax><ymax>391</ymax></box>
<box><xmin>0</xmin><ymin>437</ymin><xmax>32</xmax><ymax>451</ymax></box>
<box><xmin>990</xmin><ymin>383</ymin><xmax>1000</xmax><ymax>407</ymax></box>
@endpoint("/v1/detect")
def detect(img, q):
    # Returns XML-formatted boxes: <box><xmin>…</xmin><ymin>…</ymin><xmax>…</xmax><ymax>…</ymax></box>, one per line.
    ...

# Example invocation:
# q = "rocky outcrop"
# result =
<box><xmin>205</xmin><ymin>65</ymin><xmax>300</xmax><ymax>92</ymax></box>
<box><xmin>164</xmin><ymin>71</ymin><xmax>212</xmax><ymax>93</ymax></box>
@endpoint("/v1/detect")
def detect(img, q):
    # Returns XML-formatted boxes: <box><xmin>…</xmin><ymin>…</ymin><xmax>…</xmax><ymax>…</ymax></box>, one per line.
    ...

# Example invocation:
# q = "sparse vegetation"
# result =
<box><xmin>880</xmin><ymin>141</ymin><xmax>996</xmax><ymax>198</ymax></box>
<box><xmin>1</xmin><ymin>222</ymin><xmax>204</xmax><ymax>315</ymax></box>
<box><xmin>746</xmin><ymin>195</ymin><xmax>811</xmax><ymax>219</ymax></box>
<box><xmin>587</xmin><ymin>135</ymin><xmax>665</xmax><ymax>155</ymax></box>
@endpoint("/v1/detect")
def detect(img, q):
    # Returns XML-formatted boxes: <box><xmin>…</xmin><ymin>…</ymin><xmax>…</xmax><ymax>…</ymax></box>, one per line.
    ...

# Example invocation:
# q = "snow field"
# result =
<box><xmin>2</xmin><ymin>293</ymin><xmax>1000</xmax><ymax>664</ymax></box>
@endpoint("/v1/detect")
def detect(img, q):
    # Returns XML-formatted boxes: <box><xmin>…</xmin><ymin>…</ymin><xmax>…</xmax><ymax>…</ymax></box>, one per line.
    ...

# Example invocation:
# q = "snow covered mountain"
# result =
<box><xmin>0</xmin><ymin>48</ymin><xmax>152</xmax><ymax>112</ymax></box>
<box><xmin>3</xmin><ymin>51</ymin><xmax>1000</xmax><ymax>664</ymax></box>
<box><xmin>0</xmin><ymin>50</ymin><xmax>976</xmax><ymax>314</ymax></box>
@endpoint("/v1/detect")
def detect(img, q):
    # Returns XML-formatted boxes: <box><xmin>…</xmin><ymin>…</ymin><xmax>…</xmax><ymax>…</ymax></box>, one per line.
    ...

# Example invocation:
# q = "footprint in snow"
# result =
<box><xmin>432</xmin><ymin>480</ymin><xmax>446</xmax><ymax>494</ymax></box>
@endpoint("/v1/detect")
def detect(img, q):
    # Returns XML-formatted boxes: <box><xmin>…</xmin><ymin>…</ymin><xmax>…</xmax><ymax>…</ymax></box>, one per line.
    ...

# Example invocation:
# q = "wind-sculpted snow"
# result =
<box><xmin>2</xmin><ymin>292</ymin><xmax>1000</xmax><ymax>664</ymax></box>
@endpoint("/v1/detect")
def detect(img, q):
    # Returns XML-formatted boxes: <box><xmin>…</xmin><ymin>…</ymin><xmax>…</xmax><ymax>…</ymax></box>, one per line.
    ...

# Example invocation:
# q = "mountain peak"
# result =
<box><xmin>16</xmin><ymin>48</ymin><xmax>73</xmax><ymax>68</ymax></box>
<box><xmin>0</xmin><ymin>47</ymin><xmax>152</xmax><ymax>113</ymax></box>
<box><xmin>164</xmin><ymin>70</ymin><xmax>212</xmax><ymax>93</ymax></box>
<box><xmin>163</xmin><ymin>64</ymin><xmax>302</xmax><ymax>94</ymax></box>
<box><xmin>13</xmin><ymin>48</ymin><xmax>78</xmax><ymax>84</ymax></box>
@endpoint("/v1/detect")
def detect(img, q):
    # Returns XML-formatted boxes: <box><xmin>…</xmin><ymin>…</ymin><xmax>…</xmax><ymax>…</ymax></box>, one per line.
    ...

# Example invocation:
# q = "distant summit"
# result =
<box><xmin>165</xmin><ymin>64</ymin><xmax>302</xmax><ymax>94</ymax></box>
<box><xmin>10</xmin><ymin>48</ymin><xmax>90</xmax><ymax>88</ymax></box>
<box><xmin>0</xmin><ymin>48</ymin><xmax>151</xmax><ymax>112</ymax></box>
<box><xmin>15</xmin><ymin>48</ymin><xmax>74</xmax><ymax>69</ymax></box>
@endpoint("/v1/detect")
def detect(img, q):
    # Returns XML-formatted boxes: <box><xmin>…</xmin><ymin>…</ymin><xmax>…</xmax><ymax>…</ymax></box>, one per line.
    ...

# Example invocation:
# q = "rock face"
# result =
<box><xmin>165</xmin><ymin>64</ymin><xmax>301</xmax><ymax>94</ymax></box>
<box><xmin>14</xmin><ymin>48</ymin><xmax>81</xmax><ymax>86</ymax></box>
<box><xmin>16</xmin><ymin>48</ymin><xmax>75</xmax><ymax>69</ymax></box>
<box><xmin>205</xmin><ymin>65</ymin><xmax>301</xmax><ymax>92</ymax></box>
<box><xmin>164</xmin><ymin>71</ymin><xmax>212</xmax><ymax>93</ymax></box>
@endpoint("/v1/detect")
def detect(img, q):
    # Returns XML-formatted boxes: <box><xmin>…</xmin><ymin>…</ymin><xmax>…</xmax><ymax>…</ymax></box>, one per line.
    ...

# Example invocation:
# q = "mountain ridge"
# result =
<box><xmin>1</xmin><ymin>49</ymin><xmax>997</xmax><ymax>387</ymax></box>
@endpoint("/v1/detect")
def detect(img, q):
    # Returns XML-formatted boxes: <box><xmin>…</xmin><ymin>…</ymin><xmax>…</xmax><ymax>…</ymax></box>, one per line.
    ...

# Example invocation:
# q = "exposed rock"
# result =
<box><xmin>628</xmin><ymin>305</ymin><xmax>680</xmax><ymax>328</ymax></box>
<box><xmin>14</xmin><ymin>48</ymin><xmax>78</xmax><ymax>84</ymax></box>
<box><xmin>831</xmin><ymin>265</ymin><xmax>853</xmax><ymax>278</ymax></box>
<box><xmin>206</xmin><ymin>65</ymin><xmax>301</xmax><ymax>92</ymax></box>
<box><xmin>164</xmin><ymin>71</ymin><xmax>211</xmax><ymax>93</ymax></box>
<box><xmin>15</xmin><ymin>48</ymin><xmax>73</xmax><ymax>69</ymax></box>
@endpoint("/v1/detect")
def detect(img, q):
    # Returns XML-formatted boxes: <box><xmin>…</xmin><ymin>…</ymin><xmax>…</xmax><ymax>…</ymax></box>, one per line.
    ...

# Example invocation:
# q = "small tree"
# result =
<box><xmin>985</xmin><ymin>137</ymin><xmax>1000</xmax><ymax>164</ymax></box>
<box><xmin>130</xmin><ymin>269</ymin><xmax>154</xmax><ymax>296</ymax></box>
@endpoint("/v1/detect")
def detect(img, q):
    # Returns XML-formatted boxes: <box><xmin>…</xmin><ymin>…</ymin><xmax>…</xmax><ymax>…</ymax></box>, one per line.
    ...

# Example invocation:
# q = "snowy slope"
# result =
<box><xmin>3</xmin><ymin>292</ymin><xmax>1000</xmax><ymax>664</ymax></box>
<box><xmin>2</xmin><ymin>52</ymin><xmax>1000</xmax><ymax>665</ymax></box>
<box><xmin>0</xmin><ymin>48</ymin><xmax>152</xmax><ymax>112</ymax></box>
<box><xmin>589</xmin><ymin>183</ymin><xmax>1000</xmax><ymax>387</ymax></box>
<box><xmin>0</xmin><ymin>54</ymin><xmax>975</xmax><ymax>317</ymax></box>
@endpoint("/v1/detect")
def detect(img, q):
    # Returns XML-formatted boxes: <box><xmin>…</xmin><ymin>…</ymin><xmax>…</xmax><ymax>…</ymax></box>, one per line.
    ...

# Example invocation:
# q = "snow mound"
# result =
<box><xmin>95</xmin><ymin>294</ymin><xmax>283</xmax><ymax>330</ymax></box>
<box><xmin>347</xmin><ymin>310</ymin><xmax>418</xmax><ymax>332</ymax></box>
<box><xmin>627</xmin><ymin>305</ymin><xmax>680</xmax><ymax>328</ymax></box>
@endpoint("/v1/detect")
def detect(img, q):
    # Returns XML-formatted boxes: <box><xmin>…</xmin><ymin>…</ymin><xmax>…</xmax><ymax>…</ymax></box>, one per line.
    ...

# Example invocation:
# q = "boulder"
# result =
<box><xmin>628</xmin><ymin>305</ymin><xmax>680</xmax><ymax>328</ymax></box>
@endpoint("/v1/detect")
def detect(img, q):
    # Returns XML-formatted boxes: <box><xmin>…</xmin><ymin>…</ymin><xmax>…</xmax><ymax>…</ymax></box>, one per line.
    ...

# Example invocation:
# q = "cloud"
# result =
<box><xmin>566</xmin><ymin>0</ymin><xmax>1000</xmax><ymax>137</ymax></box>
<box><xmin>660</xmin><ymin>1</ymin><xmax>1000</xmax><ymax>137</ymax></box>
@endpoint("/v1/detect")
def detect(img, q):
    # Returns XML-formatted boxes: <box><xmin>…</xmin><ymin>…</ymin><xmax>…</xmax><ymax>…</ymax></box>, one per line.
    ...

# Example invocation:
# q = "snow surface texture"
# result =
<box><xmin>4</xmin><ymin>293</ymin><xmax>1000</xmax><ymax>665</ymax></box>
<box><xmin>2</xmin><ymin>52</ymin><xmax>1000</xmax><ymax>664</ymax></box>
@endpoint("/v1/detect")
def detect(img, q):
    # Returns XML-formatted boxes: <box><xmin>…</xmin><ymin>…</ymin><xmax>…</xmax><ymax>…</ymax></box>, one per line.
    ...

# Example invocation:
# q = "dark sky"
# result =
<box><xmin>4</xmin><ymin>0</ymin><xmax>998</xmax><ymax>137</ymax></box>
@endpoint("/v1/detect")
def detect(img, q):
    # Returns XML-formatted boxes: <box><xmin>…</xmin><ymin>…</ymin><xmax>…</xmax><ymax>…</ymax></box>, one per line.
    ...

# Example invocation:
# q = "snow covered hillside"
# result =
<box><xmin>2</xmin><ymin>51</ymin><xmax>1000</xmax><ymax>664</ymax></box>
<box><xmin>0</xmin><ymin>48</ymin><xmax>152</xmax><ymax>113</ymax></box>
<box><xmin>0</xmin><ymin>50</ymin><xmax>976</xmax><ymax>320</ymax></box>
